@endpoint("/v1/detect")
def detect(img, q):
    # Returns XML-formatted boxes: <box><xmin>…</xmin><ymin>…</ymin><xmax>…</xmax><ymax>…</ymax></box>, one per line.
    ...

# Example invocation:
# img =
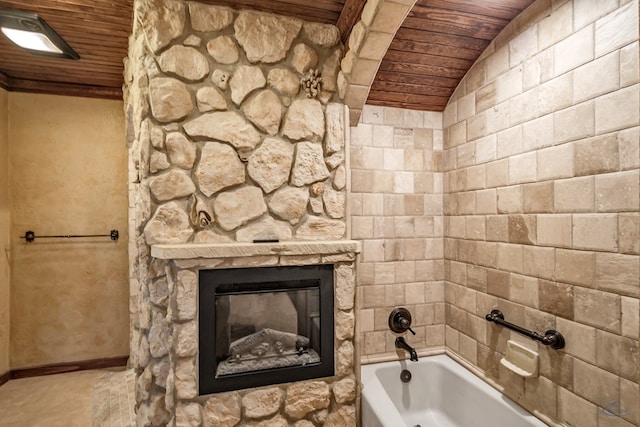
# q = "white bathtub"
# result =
<box><xmin>361</xmin><ymin>354</ymin><xmax>547</xmax><ymax>427</ymax></box>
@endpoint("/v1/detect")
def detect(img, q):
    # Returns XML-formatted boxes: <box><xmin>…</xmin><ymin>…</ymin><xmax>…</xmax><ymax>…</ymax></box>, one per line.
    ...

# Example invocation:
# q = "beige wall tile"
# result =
<box><xmin>465</xmin><ymin>216</ymin><xmax>486</xmax><ymax>240</ymax></box>
<box><xmin>448</xmin><ymin>121</ymin><xmax>467</xmax><ymax>148</ymax></box>
<box><xmin>394</xmin><ymin>127</ymin><xmax>415</xmax><ymax>148</ymax></box>
<box><xmin>558</xmin><ymin>387</ymin><xmax>598</xmax><ymax>427</ymax></box>
<box><xmin>457</xmin><ymin>92</ymin><xmax>475</xmax><ymax>121</ymax></box>
<box><xmin>508</xmin><ymin>214</ymin><xmax>537</xmax><ymax>244</ymax></box>
<box><xmin>361</xmin><ymin>105</ymin><xmax>384</xmax><ymax>125</ymax></box>
<box><xmin>620</xmin><ymin>296</ymin><xmax>639</xmax><ymax>339</ymax></box>
<box><xmin>523</xmin><ymin>114</ymin><xmax>554</xmax><ymax>151</ymax></box>
<box><xmin>573</xmin><ymin>358</ymin><xmax>620</xmax><ymax>408</ymax></box>
<box><xmin>554</xmin><ymin>24</ymin><xmax>594</xmax><ymax>75</ymax></box>
<box><xmin>424</xmin><ymin>112</ymin><xmax>443</xmax><ymax>130</ymax></box>
<box><xmin>404</xmin><ymin>109</ymin><xmax>425</xmax><ymax>129</ymax></box>
<box><xmin>486</xmin><ymin>158</ymin><xmax>509</xmax><ymax>188</ymax></box>
<box><xmin>363</xmin><ymin>330</ymin><xmax>387</xmax><ymax>354</ymax></box>
<box><xmin>361</xmin><ymin>193</ymin><xmax>384</xmax><ymax>215</ymax></box>
<box><xmin>382</xmin><ymin>148</ymin><xmax>404</xmax><ymax>171</ymax></box>
<box><xmin>574</xmin><ymin>287</ymin><xmax>621</xmax><ymax>333</ymax></box>
<box><xmin>497</xmin><ymin>185</ymin><xmax>523</xmax><ymax>213</ymax></box>
<box><xmin>457</xmin><ymin>192</ymin><xmax>475</xmax><ymax>215</ymax></box>
<box><xmin>538</xmin><ymin>144</ymin><xmax>574</xmax><ymax>180</ymax></box>
<box><xmin>595</xmin><ymin>252</ymin><xmax>640</xmax><ymax>297</ymax></box>
<box><xmin>555</xmin><ymin>248</ymin><xmax>595</xmax><ymax>287</ymax></box>
<box><xmin>620</xmin><ymin>41</ymin><xmax>640</xmax><ymax>87</ymax></box>
<box><xmin>486</xmin><ymin>101</ymin><xmax>511</xmax><ymax>134</ymax></box>
<box><xmin>573</xmin><ymin>51</ymin><xmax>620</xmax><ymax>103</ymax></box>
<box><xmin>595</xmin><ymin>84</ymin><xmax>640</xmax><ymax>134</ymax></box>
<box><xmin>475</xmin><ymin>135</ymin><xmax>497</xmax><ymax>164</ymax></box>
<box><xmin>476</xmin><ymin>189</ymin><xmax>497</xmax><ymax>214</ymax></box>
<box><xmin>538</xmin><ymin>73</ymin><xmax>575</xmax><ymax>118</ymax></box>
<box><xmin>539</xmin><ymin>279</ymin><xmax>574</xmax><ymax>319</ymax></box>
<box><xmin>553</xmin><ymin>100</ymin><xmax>595</xmax><ymax>144</ymax></box>
<box><xmin>537</xmin><ymin>214</ymin><xmax>572</xmax><ymax>247</ymax></box>
<box><xmin>618</xmin><ymin>213</ymin><xmax>640</xmax><ymax>255</ymax></box>
<box><xmin>523</xmin><ymin>49</ymin><xmax>554</xmax><ymax>92</ymax></box>
<box><xmin>466</xmin><ymin>165</ymin><xmax>486</xmax><ymax>190</ymax></box>
<box><xmin>575</xmin><ymin>133</ymin><xmax>620</xmax><ymax>176</ymax></box>
<box><xmin>467</xmin><ymin>112</ymin><xmax>487</xmax><ymax>142</ymax></box>
<box><xmin>486</xmin><ymin>45</ymin><xmax>510</xmax><ymax>81</ymax></box>
<box><xmin>573</xmin><ymin>213</ymin><xmax>618</xmax><ymax>251</ymax></box>
<box><xmin>509</xmin><ymin>25</ymin><xmax>538</xmax><ymax>67</ymax></box>
<box><xmin>487</xmin><ymin>268</ymin><xmax>510</xmax><ymax>299</ymax></box>
<box><xmin>497</xmin><ymin>243</ymin><xmax>523</xmax><ymax>273</ymax></box>
<box><xmin>556</xmin><ymin>317</ymin><xmax>596</xmax><ymax>363</ymax></box>
<box><xmin>620</xmin><ymin>377</ymin><xmax>640</xmax><ymax>426</ymax></box>
<box><xmin>351</xmin><ymin>216</ymin><xmax>373</xmax><ymax>239</ymax></box>
<box><xmin>509</xmin><ymin>151</ymin><xmax>537</xmax><ymax>184</ymax></box>
<box><xmin>384</xmin><ymin>107</ymin><xmax>405</xmax><ymax>126</ymax></box>
<box><xmin>459</xmin><ymin>333</ymin><xmax>478</xmax><ymax>364</ymax></box>
<box><xmin>596</xmin><ymin>330</ymin><xmax>639</xmax><ymax>382</ymax></box>
<box><xmin>476</xmin><ymin>82</ymin><xmax>496</xmax><ymax>113</ymax></box>
<box><xmin>523</xmin><ymin>245</ymin><xmax>555</xmax><ymax>280</ymax></box>
<box><xmin>476</xmin><ymin>241</ymin><xmax>499</xmax><ymax>268</ymax></box>
<box><xmin>594</xmin><ymin>1</ymin><xmax>639</xmax><ymax>57</ymax></box>
<box><xmin>496</xmin><ymin>67</ymin><xmax>524</xmax><ymax>103</ymax></box>
<box><xmin>486</xmin><ymin>215</ymin><xmax>508</xmax><ymax>242</ymax></box>
<box><xmin>554</xmin><ymin>176</ymin><xmax>595</xmax><ymax>212</ymax></box>
<box><xmin>574</xmin><ymin>0</ymin><xmax>618</xmax><ymax>30</ymax></box>
<box><xmin>510</xmin><ymin>274</ymin><xmax>539</xmax><ymax>307</ymax></box>
<box><xmin>618</xmin><ymin>127</ymin><xmax>639</xmax><ymax>170</ymax></box>
<box><xmin>595</xmin><ymin>170</ymin><xmax>640</xmax><ymax>212</ymax></box>
<box><xmin>359</xmin><ymin>308</ymin><xmax>375</xmax><ymax>333</ymax></box>
<box><xmin>510</xmin><ymin>89</ymin><xmax>539</xmax><ymax>126</ymax></box>
<box><xmin>538</xmin><ymin>0</ymin><xmax>573</xmax><ymax>50</ymax></box>
<box><xmin>351</xmin><ymin>123</ymin><xmax>373</xmax><ymax>146</ymax></box>
<box><xmin>363</xmin><ymin>285</ymin><xmax>385</xmax><ymax>308</ymax></box>
<box><xmin>372</xmin><ymin>124</ymin><xmax>395</xmax><ymax>147</ymax></box>
<box><xmin>523</xmin><ymin>181</ymin><xmax>554</xmax><ymax>213</ymax></box>
<box><xmin>496</xmin><ymin>126</ymin><xmax>523</xmax><ymax>160</ymax></box>
<box><xmin>457</xmin><ymin>142</ymin><xmax>475</xmax><ymax>168</ymax></box>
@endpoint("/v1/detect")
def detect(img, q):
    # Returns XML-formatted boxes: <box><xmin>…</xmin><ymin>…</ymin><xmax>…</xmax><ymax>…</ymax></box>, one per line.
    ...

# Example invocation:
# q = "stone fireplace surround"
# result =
<box><xmin>147</xmin><ymin>241</ymin><xmax>360</xmax><ymax>426</ymax></box>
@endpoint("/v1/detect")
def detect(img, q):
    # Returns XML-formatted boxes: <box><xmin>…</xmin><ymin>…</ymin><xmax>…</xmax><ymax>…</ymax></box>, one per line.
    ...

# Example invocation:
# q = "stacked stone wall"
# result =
<box><xmin>124</xmin><ymin>0</ymin><xmax>353</xmax><ymax>425</ymax></box>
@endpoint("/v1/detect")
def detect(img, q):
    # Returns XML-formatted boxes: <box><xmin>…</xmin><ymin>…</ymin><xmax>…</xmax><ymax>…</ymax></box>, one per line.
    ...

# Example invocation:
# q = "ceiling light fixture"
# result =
<box><xmin>0</xmin><ymin>9</ymin><xmax>79</xmax><ymax>59</ymax></box>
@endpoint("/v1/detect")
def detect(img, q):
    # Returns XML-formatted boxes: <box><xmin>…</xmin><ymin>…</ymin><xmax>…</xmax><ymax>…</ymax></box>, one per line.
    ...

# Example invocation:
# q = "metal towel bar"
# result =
<box><xmin>20</xmin><ymin>229</ymin><xmax>119</xmax><ymax>243</ymax></box>
<box><xmin>485</xmin><ymin>309</ymin><xmax>565</xmax><ymax>349</ymax></box>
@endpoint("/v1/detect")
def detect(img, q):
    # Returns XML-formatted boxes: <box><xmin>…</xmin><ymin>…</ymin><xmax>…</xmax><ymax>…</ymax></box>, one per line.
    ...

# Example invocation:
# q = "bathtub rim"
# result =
<box><xmin>361</xmin><ymin>350</ymin><xmax>562</xmax><ymax>427</ymax></box>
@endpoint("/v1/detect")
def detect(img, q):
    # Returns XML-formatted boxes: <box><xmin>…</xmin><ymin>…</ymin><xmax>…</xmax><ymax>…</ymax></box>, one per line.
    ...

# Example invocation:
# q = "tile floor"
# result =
<box><xmin>0</xmin><ymin>368</ymin><xmax>134</xmax><ymax>427</ymax></box>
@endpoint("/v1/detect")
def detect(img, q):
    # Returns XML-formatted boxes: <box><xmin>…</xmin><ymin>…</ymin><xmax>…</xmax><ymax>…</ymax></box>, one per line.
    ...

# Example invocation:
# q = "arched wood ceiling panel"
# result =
<box><xmin>0</xmin><ymin>0</ymin><xmax>534</xmax><ymax>108</ymax></box>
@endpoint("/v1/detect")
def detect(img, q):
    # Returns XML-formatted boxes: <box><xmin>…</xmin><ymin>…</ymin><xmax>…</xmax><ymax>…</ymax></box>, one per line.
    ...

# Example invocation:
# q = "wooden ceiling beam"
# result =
<box><xmin>336</xmin><ymin>0</ymin><xmax>366</xmax><ymax>44</ymax></box>
<box><xmin>5</xmin><ymin>78</ymin><xmax>122</xmax><ymax>100</ymax></box>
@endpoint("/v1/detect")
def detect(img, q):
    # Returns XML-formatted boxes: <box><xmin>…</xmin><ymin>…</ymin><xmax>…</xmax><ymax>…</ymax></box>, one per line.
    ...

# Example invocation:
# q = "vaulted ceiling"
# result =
<box><xmin>0</xmin><ymin>0</ymin><xmax>535</xmax><ymax>111</ymax></box>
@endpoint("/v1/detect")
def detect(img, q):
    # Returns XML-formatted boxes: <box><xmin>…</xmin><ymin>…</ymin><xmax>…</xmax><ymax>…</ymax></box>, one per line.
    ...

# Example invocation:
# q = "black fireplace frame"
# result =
<box><xmin>198</xmin><ymin>264</ymin><xmax>335</xmax><ymax>395</ymax></box>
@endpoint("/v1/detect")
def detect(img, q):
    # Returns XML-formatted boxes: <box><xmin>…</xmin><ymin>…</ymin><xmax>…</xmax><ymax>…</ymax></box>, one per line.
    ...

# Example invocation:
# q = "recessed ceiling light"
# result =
<box><xmin>0</xmin><ymin>9</ymin><xmax>79</xmax><ymax>59</ymax></box>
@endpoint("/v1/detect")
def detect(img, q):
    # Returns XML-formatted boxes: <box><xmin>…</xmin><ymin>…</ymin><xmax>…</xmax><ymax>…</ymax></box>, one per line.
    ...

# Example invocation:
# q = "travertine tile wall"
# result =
<box><xmin>351</xmin><ymin>105</ymin><xmax>446</xmax><ymax>361</ymax></box>
<box><xmin>443</xmin><ymin>1</ymin><xmax>639</xmax><ymax>426</ymax></box>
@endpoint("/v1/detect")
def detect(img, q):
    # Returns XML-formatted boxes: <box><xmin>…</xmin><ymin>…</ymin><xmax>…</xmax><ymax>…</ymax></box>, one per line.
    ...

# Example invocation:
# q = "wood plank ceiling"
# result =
<box><xmin>0</xmin><ymin>0</ymin><xmax>534</xmax><ymax>111</ymax></box>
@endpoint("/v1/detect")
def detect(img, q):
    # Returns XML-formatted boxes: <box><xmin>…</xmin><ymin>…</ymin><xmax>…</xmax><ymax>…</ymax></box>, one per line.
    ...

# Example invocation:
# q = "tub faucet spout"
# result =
<box><xmin>395</xmin><ymin>337</ymin><xmax>418</xmax><ymax>361</ymax></box>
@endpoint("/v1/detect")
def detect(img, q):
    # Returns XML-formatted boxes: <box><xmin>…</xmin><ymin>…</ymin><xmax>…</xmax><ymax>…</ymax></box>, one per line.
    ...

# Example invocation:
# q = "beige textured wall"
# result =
<box><xmin>9</xmin><ymin>93</ymin><xmax>129</xmax><ymax>368</ymax></box>
<box><xmin>443</xmin><ymin>1</ymin><xmax>639</xmax><ymax>426</ymax></box>
<box><xmin>351</xmin><ymin>106</ymin><xmax>445</xmax><ymax>362</ymax></box>
<box><xmin>0</xmin><ymin>88</ymin><xmax>9</xmax><ymax>375</ymax></box>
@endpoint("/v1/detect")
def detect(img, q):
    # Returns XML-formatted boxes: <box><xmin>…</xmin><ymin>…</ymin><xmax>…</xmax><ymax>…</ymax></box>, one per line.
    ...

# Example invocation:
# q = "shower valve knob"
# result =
<box><xmin>389</xmin><ymin>307</ymin><xmax>415</xmax><ymax>335</ymax></box>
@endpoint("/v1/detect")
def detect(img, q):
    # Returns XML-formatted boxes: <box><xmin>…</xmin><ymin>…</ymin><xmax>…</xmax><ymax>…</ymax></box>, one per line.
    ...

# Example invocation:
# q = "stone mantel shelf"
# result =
<box><xmin>150</xmin><ymin>240</ymin><xmax>361</xmax><ymax>260</ymax></box>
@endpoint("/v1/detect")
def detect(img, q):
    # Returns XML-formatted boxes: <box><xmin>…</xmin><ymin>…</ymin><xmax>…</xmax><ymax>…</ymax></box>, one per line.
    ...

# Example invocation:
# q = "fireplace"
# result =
<box><xmin>199</xmin><ymin>265</ymin><xmax>335</xmax><ymax>394</ymax></box>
